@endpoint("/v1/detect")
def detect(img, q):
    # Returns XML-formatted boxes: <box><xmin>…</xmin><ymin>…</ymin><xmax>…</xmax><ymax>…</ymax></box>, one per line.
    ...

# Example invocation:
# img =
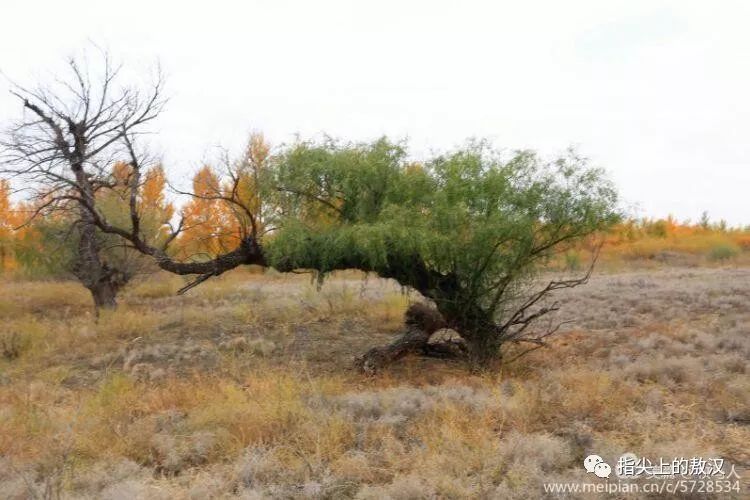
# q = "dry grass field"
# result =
<box><xmin>0</xmin><ymin>262</ymin><xmax>748</xmax><ymax>498</ymax></box>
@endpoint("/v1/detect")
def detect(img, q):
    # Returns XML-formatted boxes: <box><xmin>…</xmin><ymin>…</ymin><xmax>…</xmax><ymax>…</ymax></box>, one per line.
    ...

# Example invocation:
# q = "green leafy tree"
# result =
<box><xmin>13</xmin><ymin>217</ymin><xmax>78</xmax><ymax>278</ymax></box>
<box><xmin>268</xmin><ymin>138</ymin><xmax>619</xmax><ymax>369</ymax></box>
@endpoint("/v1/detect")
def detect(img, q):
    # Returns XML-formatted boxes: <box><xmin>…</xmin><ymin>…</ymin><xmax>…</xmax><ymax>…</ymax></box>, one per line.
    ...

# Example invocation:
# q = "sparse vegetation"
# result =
<box><xmin>0</xmin><ymin>266</ymin><xmax>747</xmax><ymax>497</ymax></box>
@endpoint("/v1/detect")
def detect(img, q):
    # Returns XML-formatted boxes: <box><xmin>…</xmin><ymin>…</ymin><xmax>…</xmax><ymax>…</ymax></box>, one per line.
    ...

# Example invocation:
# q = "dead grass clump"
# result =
<box><xmin>356</xmin><ymin>474</ymin><xmax>435</xmax><ymax>499</ymax></box>
<box><xmin>487</xmin><ymin>432</ymin><xmax>576</xmax><ymax>499</ymax></box>
<box><xmin>718</xmin><ymin>322</ymin><xmax>750</xmax><ymax>357</ymax></box>
<box><xmin>622</xmin><ymin>355</ymin><xmax>704</xmax><ymax>387</ymax></box>
<box><xmin>0</xmin><ymin>318</ymin><xmax>50</xmax><ymax>362</ymax></box>
<box><xmin>149</xmin><ymin>430</ymin><xmax>217</xmax><ymax>475</ymax></box>
<box><xmin>218</xmin><ymin>336</ymin><xmax>277</xmax><ymax>357</ymax></box>
<box><xmin>321</xmin><ymin>384</ymin><xmax>490</xmax><ymax>423</ymax></box>
<box><xmin>96</xmin><ymin>308</ymin><xmax>163</xmax><ymax>341</ymax></box>
<box><xmin>0</xmin><ymin>458</ymin><xmax>34</xmax><ymax>500</ymax></box>
<box><xmin>506</xmin><ymin>431</ymin><xmax>572</xmax><ymax>471</ymax></box>
<box><xmin>122</xmin><ymin>340</ymin><xmax>219</xmax><ymax>380</ymax></box>
<box><xmin>686</xmin><ymin>329</ymin><xmax>720</xmax><ymax>352</ymax></box>
<box><xmin>67</xmin><ymin>459</ymin><xmax>149</xmax><ymax>498</ymax></box>
<box><xmin>720</xmin><ymin>353</ymin><xmax>747</xmax><ymax>374</ymax></box>
<box><xmin>638</xmin><ymin>437</ymin><xmax>719</xmax><ymax>470</ymax></box>
<box><xmin>709</xmin><ymin>378</ymin><xmax>750</xmax><ymax>424</ymax></box>
<box><xmin>496</xmin><ymin>370</ymin><xmax>640</xmax><ymax>432</ymax></box>
<box><xmin>1</xmin><ymin>332</ymin><xmax>29</xmax><ymax>361</ymax></box>
<box><xmin>0</xmin><ymin>281</ymin><xmax>91</xmax><ymax>319</ymax></box>
<box><xmin>232</xmin><ymin>446</ymin><xmax>284</xmax><ymax>490</ymax></box>
<box><xmin>125</xmin><ymin>280</ymin><xmax>180</xmax><ymax>300</ymax></box>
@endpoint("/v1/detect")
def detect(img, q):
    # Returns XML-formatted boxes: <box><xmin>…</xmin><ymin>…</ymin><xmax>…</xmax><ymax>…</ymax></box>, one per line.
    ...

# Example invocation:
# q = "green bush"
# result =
<box><xmin>708</xmin><ymin>244</ymin><xmax>739</xmax><ymax>262</ymax></box>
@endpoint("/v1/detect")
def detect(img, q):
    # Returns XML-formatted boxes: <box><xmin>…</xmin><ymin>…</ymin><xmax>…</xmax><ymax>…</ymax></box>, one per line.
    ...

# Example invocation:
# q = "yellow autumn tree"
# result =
<box><xmin>139</xmin><ymin>166</ymin><xmax>175</xmax><ymax>245</ymax></box>
<box><xmin>178</xmin><ymin>134</ymin><xmax>272</xmax><ymax>258</ymax></box>
<box><xmin>221</xmin><ymin>132</ymin><xmax>270</xmax><ymax>244</ymax></box>
<box><xmin>179</xmin><ymin>165</ymin><xmax>232</xmax><ymax>258</ymax></box>
<box><xmin>0</xmin><ymin>179</ymin><xmax>19</xmax><ymax>272</ymax></box>
<box><xmin>0</xmin><ymin>181</ymin><xmax>53</xmax><ymax>275</ymax></box>
<box><xmin>97</xmin><ymin>162</ymin><xmax>175</xmax><ymax>247</ymax></box>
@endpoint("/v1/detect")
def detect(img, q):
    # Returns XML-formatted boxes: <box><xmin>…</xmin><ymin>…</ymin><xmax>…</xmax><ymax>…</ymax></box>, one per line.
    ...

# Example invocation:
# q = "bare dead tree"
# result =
<box><xmin>1</xmin><ymin>51</ymin><xmax>264</xmax><ymax>310</ymax></box>
<box><xmin>0</xmin><ymin>52</ymin><xmax>164</xmax><ymax>309</ymax></box>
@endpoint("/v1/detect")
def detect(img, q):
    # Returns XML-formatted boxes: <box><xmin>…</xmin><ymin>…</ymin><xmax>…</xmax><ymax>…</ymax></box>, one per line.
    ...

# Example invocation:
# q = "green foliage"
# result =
<box><xmin>14</xmin><ymin>214</ymin><xmax>145</xmax><ymax>280</ymax></box>
<box><xmin>14</xmin><ymin>218</ymin><xmax>78</xmax><ymax>278</ymax></box>
<box><xmin>267</xmin><ymin>138</ymin><xmax>620</xmax><ymax>364</ymax></box>
<box><xmin>708</xmin><ymin>243</ymin><xmax>739</xmax><ymax>262</ymax></box>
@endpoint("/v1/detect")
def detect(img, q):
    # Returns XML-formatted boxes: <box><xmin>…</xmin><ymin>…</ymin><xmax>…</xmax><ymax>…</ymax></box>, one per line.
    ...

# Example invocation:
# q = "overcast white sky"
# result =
<box><xmin>2</xmin><ymin>1</ymin><xmax>749</xmax><ymax>224</ymax></box>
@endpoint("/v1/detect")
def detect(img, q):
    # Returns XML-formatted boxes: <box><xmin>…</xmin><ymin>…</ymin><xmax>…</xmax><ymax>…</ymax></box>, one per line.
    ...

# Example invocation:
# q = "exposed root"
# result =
<box><xmin>355</xmin><ymin>303</ymin><xmax>466</xmax><ymax>374</ymax></box>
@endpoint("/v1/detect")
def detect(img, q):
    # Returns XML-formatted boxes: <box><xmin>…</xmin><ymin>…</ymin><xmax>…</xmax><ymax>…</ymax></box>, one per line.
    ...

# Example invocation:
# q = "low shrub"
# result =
<box><xmin>708</xmin><ymin>243</ymin><xmax>739</xmax><ymax>261</ymax></box>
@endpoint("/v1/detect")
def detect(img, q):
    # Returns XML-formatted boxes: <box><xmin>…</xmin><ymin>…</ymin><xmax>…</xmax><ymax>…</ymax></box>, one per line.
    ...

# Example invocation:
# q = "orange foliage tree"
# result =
<box><xmin>223</xmin><ymin>132</ymin><xmax>270</xmax><ymax>241</ymax></box>
<box><xmin>0</xmin><ymin>179</ymin><xmax>18</xmax><ymax>271</ymax></box>
<box><xmin>97</xmin><ymin>162</ymin><xmax>175</xmax><ymax>247</ymax></box>
<box><xmin>178</xmin><ymin>133</ymin><xmax>271</xmax><ymax>259</ymax></box>
<box><xmin>178</xmin><ymin>165</ymin><xmax>232</xmax><ymax>258</ymax></box>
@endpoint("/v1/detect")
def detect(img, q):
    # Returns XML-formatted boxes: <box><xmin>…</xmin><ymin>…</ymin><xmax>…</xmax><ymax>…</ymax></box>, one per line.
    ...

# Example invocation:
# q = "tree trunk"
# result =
<box><xmin>355</xmin><ymin>303</ymin><xmax>465</xmax><ymax>374</ymax></box>
<box><xmin>72</xmin><ymin>213</ymin><xmax>127</xmax><ymax>313</ymax></box>
<box><xmin>89</xmin><ymin>278</ymin><xmax>118</xmax><ymax>310</ymax></box>
<box><xmin>464</xmin><ymin>334</ymin><xmax>502</xmax><ymax>371</ymax></box>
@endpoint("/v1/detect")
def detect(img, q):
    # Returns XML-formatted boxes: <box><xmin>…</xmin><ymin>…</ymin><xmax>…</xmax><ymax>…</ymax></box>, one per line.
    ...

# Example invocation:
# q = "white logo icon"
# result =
<box><xmin>584</xmin><ymin>454</ymin><xmax>604</xmax><ymax>473</ymax></box>
<box><xmin>584</xmin><ymin>454</ymin><xmax>611</xmax><ymax>478</ymax></box>
<box><xmin>594</xmin><ymin>462</ymin><xmax>612</xmax><ymax>478</ymax></box>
